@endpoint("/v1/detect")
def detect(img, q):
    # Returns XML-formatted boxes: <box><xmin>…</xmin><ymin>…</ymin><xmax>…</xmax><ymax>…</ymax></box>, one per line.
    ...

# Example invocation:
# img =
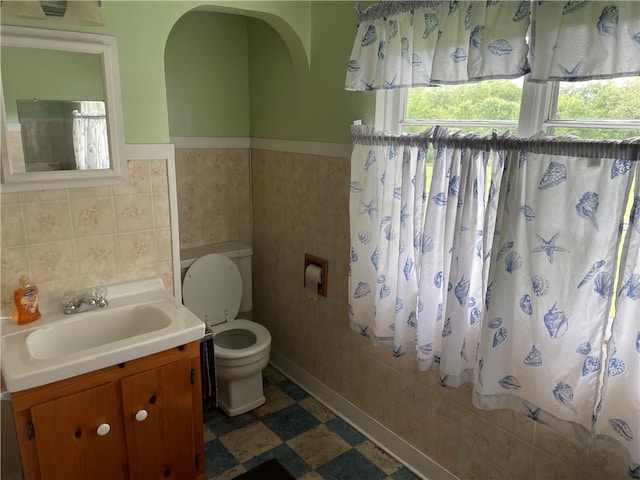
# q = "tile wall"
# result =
<box><xmin>250</xmin><ymin>148</ymin><xmax>630</xmax><ymax>480</ymax></box>
<box><xmin>0</xmin><ymin>159</ymin><xmax>173</xmax><ymax>304</ymax></box>
<box><xmin>174</xmin><ymin>148</ymin><xmax>251</xmax><ymax>251</ymax></box>
<box><xmin>1</xmin><ymin>143</ymin><xmax>629</xmax><ymax>479</ymax></box>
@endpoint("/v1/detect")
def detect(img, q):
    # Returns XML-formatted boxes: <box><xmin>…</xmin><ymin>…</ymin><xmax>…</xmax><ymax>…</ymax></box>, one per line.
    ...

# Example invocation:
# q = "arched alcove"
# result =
<box><xmin>165</xmin><ymin>7</ymin><xmax>302</xmax><ymax>255</ymax></box>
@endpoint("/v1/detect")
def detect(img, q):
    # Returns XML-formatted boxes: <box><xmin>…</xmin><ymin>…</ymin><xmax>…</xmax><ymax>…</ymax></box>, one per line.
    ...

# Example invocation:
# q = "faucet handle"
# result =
<box><xmin>62</xmin><ymin>290</ymin><xmax>79</xmax><ymax>306</ymax></box>
<box><xmin>61</xmin><ymin>287</ymin><xmax>108</xmax><ymax>314</ymax></box>
<box><xmin>62</xmin><ymin>291</ymin><xmax>80</xmax><ymax>313</ymax></box>
<box><xmin>91</xmin><ymin>286</ymin><xmax>108</xmax><ymax>308</ymax></box>
<box><xmin>94</xmin><ymin>286</ymin><xmax>108</xmax><ymax>300</ymax></box>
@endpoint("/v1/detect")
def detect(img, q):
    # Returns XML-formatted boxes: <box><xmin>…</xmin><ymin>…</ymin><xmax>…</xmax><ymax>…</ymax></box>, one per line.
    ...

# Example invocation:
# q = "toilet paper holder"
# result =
<box><xmin>304</xmin><ymin>253</ymin><xmax>328</xmax><ymax>297</ymax></box>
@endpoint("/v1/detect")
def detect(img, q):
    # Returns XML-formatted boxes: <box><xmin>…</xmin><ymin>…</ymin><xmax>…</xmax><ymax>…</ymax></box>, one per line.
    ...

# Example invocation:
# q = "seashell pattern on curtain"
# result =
<box><xmin>593</xmin><ymin>178</ymin><xmax>640</xmax><ymax>476</ymax></box>
<box><xmin>472</xmin><ymin>147</ymin><xmax>638</xmax><ymax>472</ymax></box>
<box><xmin>345</xmin><ymin>0</ymin><xmax>640</xmax><ymax>90</ymax></box>
<box><xmin>348</xmin><ymin>124</ymin><xmax>640</xmax><ymax>474</ymax></box>
<box><xmin>530</xmin><ymin>1</ymin><xmax>640</xmax><ymax>82</ymax></box>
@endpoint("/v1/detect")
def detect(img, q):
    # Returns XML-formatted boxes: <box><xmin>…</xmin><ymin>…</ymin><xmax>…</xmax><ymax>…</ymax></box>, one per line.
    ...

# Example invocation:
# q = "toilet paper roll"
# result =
<box><xmin>305</xmin><ymin>264</ymin><xmax>323</xmax><ymax>301</ymax></box>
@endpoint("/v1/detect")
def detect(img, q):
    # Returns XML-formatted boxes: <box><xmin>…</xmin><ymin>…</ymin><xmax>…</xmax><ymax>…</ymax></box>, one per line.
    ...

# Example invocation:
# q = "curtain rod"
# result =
<box><xmin>354</xmin><ymin>1</ymin><xmax>445</xmax><ymax>23</ymax></box>
<box><xmin>351</xmin><ymin>124</ymin><xmax>640</xmax><ymax>161</ymax></box>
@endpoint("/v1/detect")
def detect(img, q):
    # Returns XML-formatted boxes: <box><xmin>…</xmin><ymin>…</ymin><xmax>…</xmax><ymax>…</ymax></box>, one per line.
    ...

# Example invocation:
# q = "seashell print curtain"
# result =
<box><xmin>72</xmin><ymin>102</ymin><xmax>110</xmax><ymax>170</ymax></box>
<box><xmin>348</xmin><ymin>124</ymin><xmax>640</xmax><ymax>473</ymax></box>
<box><xmin>349</xmin><ymin>126</ymin><xmax>431</xmax><ymax>350</ymax></box>
<box><xmin>345</xmin><ymin>1</ymin><xmax>640</xmax><ymax>90</ymax></box>
<box><xmin>594</xmin><ymin>179</ymin><xmax>640</xmax><ymax>477</ymax></box>
<box><xmin>530</xmin><ymin>1</ymin><xmax>640</xmax><ymax>82</ymax></box>
<box><xmin>472</xmin><ymin>142</ymin><xmax>639</xmax><ymax>474</ymax></box>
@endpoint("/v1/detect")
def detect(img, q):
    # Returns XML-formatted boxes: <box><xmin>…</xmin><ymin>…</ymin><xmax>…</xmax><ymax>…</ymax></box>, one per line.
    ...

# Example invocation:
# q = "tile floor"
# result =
<box><xmin>202</xmin><ymin>365</ymin><xmax>422</xmax><ymax>480</ymax></box>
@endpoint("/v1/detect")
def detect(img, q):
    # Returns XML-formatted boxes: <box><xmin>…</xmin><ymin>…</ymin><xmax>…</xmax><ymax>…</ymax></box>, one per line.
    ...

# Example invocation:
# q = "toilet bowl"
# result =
<box><xmin>182</xmin><ymin>250</ymin><xmax>271</xmax><ymax>416</ymax></box>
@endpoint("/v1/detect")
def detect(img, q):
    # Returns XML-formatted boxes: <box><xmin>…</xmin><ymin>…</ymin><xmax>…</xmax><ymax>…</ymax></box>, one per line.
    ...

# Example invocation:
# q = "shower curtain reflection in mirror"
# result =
<box><xmin>16</xmin><ymin>99</ymin><xmax>109</xmax><ymax>171</ymax></box>
<box><xmin>71</xmin><ymin>101</ymin><xmax>109</xmax><ymax>170</ymax></box>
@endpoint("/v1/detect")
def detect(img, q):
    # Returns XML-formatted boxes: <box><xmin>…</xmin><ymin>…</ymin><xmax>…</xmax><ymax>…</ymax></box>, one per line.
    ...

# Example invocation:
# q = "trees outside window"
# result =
<box><xmin>400</xmin><ymin>77</ymin><xmax>640</xmax><ymax>140</ymax></box>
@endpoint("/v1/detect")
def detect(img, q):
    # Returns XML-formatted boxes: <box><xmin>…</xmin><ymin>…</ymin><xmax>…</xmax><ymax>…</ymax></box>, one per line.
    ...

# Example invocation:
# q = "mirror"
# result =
<box><xmin>1</xmin><ymin>26</ymin><xmax>127</xmax><ymax>191</ymax></box>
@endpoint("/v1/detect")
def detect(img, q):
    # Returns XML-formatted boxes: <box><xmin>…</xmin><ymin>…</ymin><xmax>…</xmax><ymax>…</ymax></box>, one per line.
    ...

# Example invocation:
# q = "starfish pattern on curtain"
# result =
<box><xmin>348</xmin><ymin>125</ymin><xmax>640</xmax><ymax>473</ymax></box>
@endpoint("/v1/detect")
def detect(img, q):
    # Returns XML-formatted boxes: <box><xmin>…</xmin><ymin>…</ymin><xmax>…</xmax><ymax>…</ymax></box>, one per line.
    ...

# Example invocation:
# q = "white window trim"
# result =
<box><xmin>378</xmin><ymin>80</ymin><xmax>640</xmax><ymax>138</ymax></box>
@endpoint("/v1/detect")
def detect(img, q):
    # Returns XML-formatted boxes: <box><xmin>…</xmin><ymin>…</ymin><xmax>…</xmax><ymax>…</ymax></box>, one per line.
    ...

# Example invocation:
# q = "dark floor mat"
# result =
<box><xmin>233</xmin><ymin>458</ymin><xmax>296</xmax><ymax>480</ymax></box>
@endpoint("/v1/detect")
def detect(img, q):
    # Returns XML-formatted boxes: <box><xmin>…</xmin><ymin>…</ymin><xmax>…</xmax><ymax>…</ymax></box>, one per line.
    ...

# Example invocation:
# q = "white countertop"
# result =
<box><xmin>1</xmin><ymin>278</ymin><xmax>205</xmax><ymax>393</ymax></box>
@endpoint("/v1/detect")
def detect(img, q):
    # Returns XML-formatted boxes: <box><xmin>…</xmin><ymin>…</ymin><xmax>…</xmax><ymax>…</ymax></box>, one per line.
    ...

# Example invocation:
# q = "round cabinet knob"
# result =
<box><xmin>96</xmin><ymin>423</ymin><xmax>111</xmax><ymax>436</ymax></box>
<box><xmin>135</xmin><ymin>409</ymin><xmax>148</xmax><ymax>422</ymax></box>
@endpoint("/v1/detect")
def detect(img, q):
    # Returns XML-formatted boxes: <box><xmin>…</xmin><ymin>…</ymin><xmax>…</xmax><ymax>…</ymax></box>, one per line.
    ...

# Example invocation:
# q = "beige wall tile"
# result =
<box><xmin>175</xmin><ymin>147</ymin><xmax>251</xmax><ymax>251</ymax></box>
<box><xmin>493</xmin><ymin>409</ymin><xmax>535</xmax><ymax>445</ymax></box>
<box><xmin>20</xmin><ymin>189</ymin><xmax>68</xmax><ymax>203</ymax></box>
<box><xmin>534</xmin><ymin>422</ymin><xmax>583</xmax><ymax>470</ymax></box>
<box><xmin>1</xmin><ymin>192</ymin><xmax>22</xmax><ymax>205</ymax></box>
<box><xmin>117</xmin><ymin>264</ymin><xmax>159</xmax><ymax>283</ymax></box>
<box><xmin>0</xmin><ymin>158</ymin><xmax>172</xmax><ymax>303</ymax></box>
<box><xmin>78</xmin><ymin>272</ymin><xmax>121</xmax><ymax>293</ymax></box>
<box><xmin>28</xmin><ymin>240</ymin><xmax>76</xmax><ymax>283</ymax></box>
<box><xmin>68</xmin><ymin>186</ymin><xmax>113</xmax><ymax>199</ymax></box>
<box><xmin>153</xmin><ymin>191</ymin><xmax>170</xmax><ymax>229</ymax></box>
<box><xmin>1</xmin><ymin>204</ymin><xmax>26</xmax><ymax>247</ymax></box>
<box><xmin>250</xmin><ymin>148</ymin><xmax>611</xmax><ymax>480</ymax></box>
<box><xmin>155</xmin><ymin>228</ymin><xmax>172</xmax><ymax>263</ymax></box>
<box><xmin>23</xmin><ymin>201</ymin><xmax>73</xmax><ymax>244</ymax></box>
<box><xmin>70</xmin><ymin>197</ymin><xmax>116</xmax><ymax>238</ymax></box>
<box><xmin>150</xmin><ymin>159</ymin><xmax>168</xmax><ymax>192</ymax></box>
<box><xmin>1</xmin><ymin>246</ymin><xmax>29</xmax><ymax>303</ymax></box>
<box><xmin>579</xmin><ymin>449</ymin><xmax>631</xmax><ymax>480</ymax></box>
<box><xmin>113</xmin><ymin>194</ymin><xmax>154</xmax><ymax>233</ymax></box>
<box><xmin>157</xmin><ymin>262</ymin><xmax>174</xmax><ymax>291</ymax></box>
<box><xmin>116</xmin><ymin>231</ymin><xmax>157</xmax><ymax>267</ymax></box>
<box><xmin>75</xmin><ymin>235</ymin><xmax>118</xmax><ymax>276</ymax></box>
<box><xmin>113</xmin><ymin>160</ymin><xmax>151</xmax><ymax>195</ymax></box>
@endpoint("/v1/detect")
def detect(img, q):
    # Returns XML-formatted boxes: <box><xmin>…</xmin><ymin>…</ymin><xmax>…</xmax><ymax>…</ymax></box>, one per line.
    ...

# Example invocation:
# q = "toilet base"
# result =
<box><xmin>217</xmin><ymin>372</ymin><xmax>266</xmax><ymax>416</ymax></box>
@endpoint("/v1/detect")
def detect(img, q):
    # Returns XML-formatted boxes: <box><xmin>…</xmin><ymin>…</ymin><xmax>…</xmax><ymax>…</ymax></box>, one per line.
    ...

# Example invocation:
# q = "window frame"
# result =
<box><xmin>378</xmin><ymin>80</ymin><xmax>639</xmax><ymax>322</ymax></box>
<box><xmin>379</xmin><ymin>80</ymin><xmax>640</xmax><ymax>138</ymax></box>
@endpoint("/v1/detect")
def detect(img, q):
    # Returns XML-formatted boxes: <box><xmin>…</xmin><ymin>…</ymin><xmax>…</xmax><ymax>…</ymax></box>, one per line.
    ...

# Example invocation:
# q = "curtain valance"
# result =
<box><xmin>345</xmin><ymin>1</ymin><xmax>640</xmax><ymax>91</ymax></box>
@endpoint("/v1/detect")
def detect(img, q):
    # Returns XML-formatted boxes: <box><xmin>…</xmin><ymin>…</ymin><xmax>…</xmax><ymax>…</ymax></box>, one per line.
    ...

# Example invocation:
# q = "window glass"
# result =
<box><xmin>554</xmin><ymin>78</ymin><xmax>640</xmax><ymax>121</ymax></box>
<box><xmin>550</xmin><ymin>78</ymin><xmax>640</xmax><ymax>140</ymax></box>
<box><xmin>396</xmin><ymin>77</ymin><xmax>638</xmax><ymax>318</ymax></box>
<box><xmin>403</xmin><ymin>79</ymin><xmax>523</xmax><ymax>134</ymax></box>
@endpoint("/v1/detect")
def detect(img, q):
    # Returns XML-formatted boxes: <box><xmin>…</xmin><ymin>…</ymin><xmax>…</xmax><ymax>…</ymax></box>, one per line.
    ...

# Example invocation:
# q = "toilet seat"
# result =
<box><xmin>211</xmin><ymin>319</ymin><xmax>271</xmax><ymax>359</ymax></box>
<box><xmin>183</xmin><ymin>254</ymin><xmax>271</xmax><ymax>360</ymax></box>
<box><xmin>183</xmin><ymin>254</ymin><xmax>241</xmax><ymax>327</ymax></box>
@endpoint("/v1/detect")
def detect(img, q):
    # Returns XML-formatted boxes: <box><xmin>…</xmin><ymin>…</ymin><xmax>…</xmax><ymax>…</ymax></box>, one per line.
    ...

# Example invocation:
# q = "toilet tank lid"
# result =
<box><xmin>180</xmin><ymin>241</ymin><xmax>252</xmax><ymax>269</ymax></box>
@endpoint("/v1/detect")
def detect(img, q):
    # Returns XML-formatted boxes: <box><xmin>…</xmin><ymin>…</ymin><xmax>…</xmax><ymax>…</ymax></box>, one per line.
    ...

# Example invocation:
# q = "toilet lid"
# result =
<box><xmin>182</xmin><ymin>254</ymin><xmax>242</xmax><ymax>327</ymax></box>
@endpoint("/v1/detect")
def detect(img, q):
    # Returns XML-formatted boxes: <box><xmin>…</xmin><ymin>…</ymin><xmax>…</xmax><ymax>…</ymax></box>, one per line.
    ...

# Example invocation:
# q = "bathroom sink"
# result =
<box><xmin>26</xmin><ymin>305</ymin><xmax>172</xmax><ymax>360</ymax></box>
<box><xmin>1</xmin><ymin>278</ymin><xmax>205</xmax><ymax>392</ymax></box>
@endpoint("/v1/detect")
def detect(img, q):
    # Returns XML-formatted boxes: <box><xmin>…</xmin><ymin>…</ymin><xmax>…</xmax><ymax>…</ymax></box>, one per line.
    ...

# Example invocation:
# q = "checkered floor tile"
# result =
<box><xmin>203</xmin><ymin>365</ymin><xmax>422</xmax><ymax>480</ymax></box>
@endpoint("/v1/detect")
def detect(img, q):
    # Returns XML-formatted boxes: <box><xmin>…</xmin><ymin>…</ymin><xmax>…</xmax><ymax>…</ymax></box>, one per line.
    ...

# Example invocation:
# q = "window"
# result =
<box><xmin>379</xmin><ymin>78</ymin><xmax>640</xmax><ymax>319</ymax></box>
<box><xmin>548</xmin><ymin>79</ymin><xmax>640</xmax><ymax>140</ymax></box>
<box><xmin>382</xmin><ymin>77</ymin><xmax>640</xmax><ymax>139</ymax></box>
<box><xmin>402</xmin><ymin>79</ymin><xmax>524</xmax><ymax>135</ymax></box>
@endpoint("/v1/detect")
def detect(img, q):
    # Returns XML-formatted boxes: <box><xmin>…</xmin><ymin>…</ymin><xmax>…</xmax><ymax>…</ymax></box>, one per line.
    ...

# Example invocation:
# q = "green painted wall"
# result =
<box><xmin>2</xmin><ymin>1</ymin><xmax>374</xmax><ymax>145</ymax></box>
<box><xmin>165</xmin><ymin>12</ymin><xmax>250</xmax><ymax>137</ymax></box>
<box><xmin>2</xmin><ymin>47</ymin><xmax>103</xmax><ymax>123</ymax></box>
<box><xmin>248</xmin><ymin>1</ymin><xmax>375</xmax><ymax>143</ymax></box>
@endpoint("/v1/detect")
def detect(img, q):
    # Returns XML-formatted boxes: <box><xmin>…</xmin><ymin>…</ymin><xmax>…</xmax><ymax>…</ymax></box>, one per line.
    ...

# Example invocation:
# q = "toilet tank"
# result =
<box><xmin>180</xmin><ymin>241</ymin><xmax>253</xmax><ymax>312</ymax></box>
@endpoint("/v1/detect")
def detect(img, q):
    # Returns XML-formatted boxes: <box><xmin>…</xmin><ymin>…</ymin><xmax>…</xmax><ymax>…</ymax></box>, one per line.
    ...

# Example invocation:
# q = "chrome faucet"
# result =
<box><xmin>62</xmin><ymin>287</ymin><xmax>108</xmax><ymax>314</ymax></box>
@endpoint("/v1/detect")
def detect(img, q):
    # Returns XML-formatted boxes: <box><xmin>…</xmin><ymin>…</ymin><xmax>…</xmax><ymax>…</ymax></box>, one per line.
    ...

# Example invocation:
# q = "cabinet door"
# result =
<box><xmin>121</xmin><ymin>359</ymin><xmax>197</xmax><ymax>480</ymax></box>
<box><xmin>30</xmin><ymin>383</ymin><xmax>127</xmax><ymax>480</ymax></box>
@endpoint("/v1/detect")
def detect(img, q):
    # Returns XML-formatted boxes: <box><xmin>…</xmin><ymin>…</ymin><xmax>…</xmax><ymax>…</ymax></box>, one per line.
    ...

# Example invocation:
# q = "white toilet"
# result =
<box><xmin>181</xmin><ymin>242</ymin><xmax>271</xmax><ymax>417</ymax></box>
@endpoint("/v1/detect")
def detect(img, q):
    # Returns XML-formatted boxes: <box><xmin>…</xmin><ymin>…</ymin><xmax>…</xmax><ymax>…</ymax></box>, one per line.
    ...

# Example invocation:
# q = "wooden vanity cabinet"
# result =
<box><xmin>11</xmin><ymin>341</ymin><xmax>205</xmax><ymax>480</ymax></box>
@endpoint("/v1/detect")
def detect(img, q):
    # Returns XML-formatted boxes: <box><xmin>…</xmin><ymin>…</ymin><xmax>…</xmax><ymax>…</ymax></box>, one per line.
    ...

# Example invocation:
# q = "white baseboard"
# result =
<box><xmin>269</xmin><ymin>349</ymin><xmax>458</xmax><ymax>480</ymax></box>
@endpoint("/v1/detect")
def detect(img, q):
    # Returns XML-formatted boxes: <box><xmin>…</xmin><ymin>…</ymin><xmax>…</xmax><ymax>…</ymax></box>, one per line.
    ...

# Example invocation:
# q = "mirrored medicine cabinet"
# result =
<box><xmin>0</xmin><ymin>25</ymin><xmax>127</xmax><ymax>192</ymax></box>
